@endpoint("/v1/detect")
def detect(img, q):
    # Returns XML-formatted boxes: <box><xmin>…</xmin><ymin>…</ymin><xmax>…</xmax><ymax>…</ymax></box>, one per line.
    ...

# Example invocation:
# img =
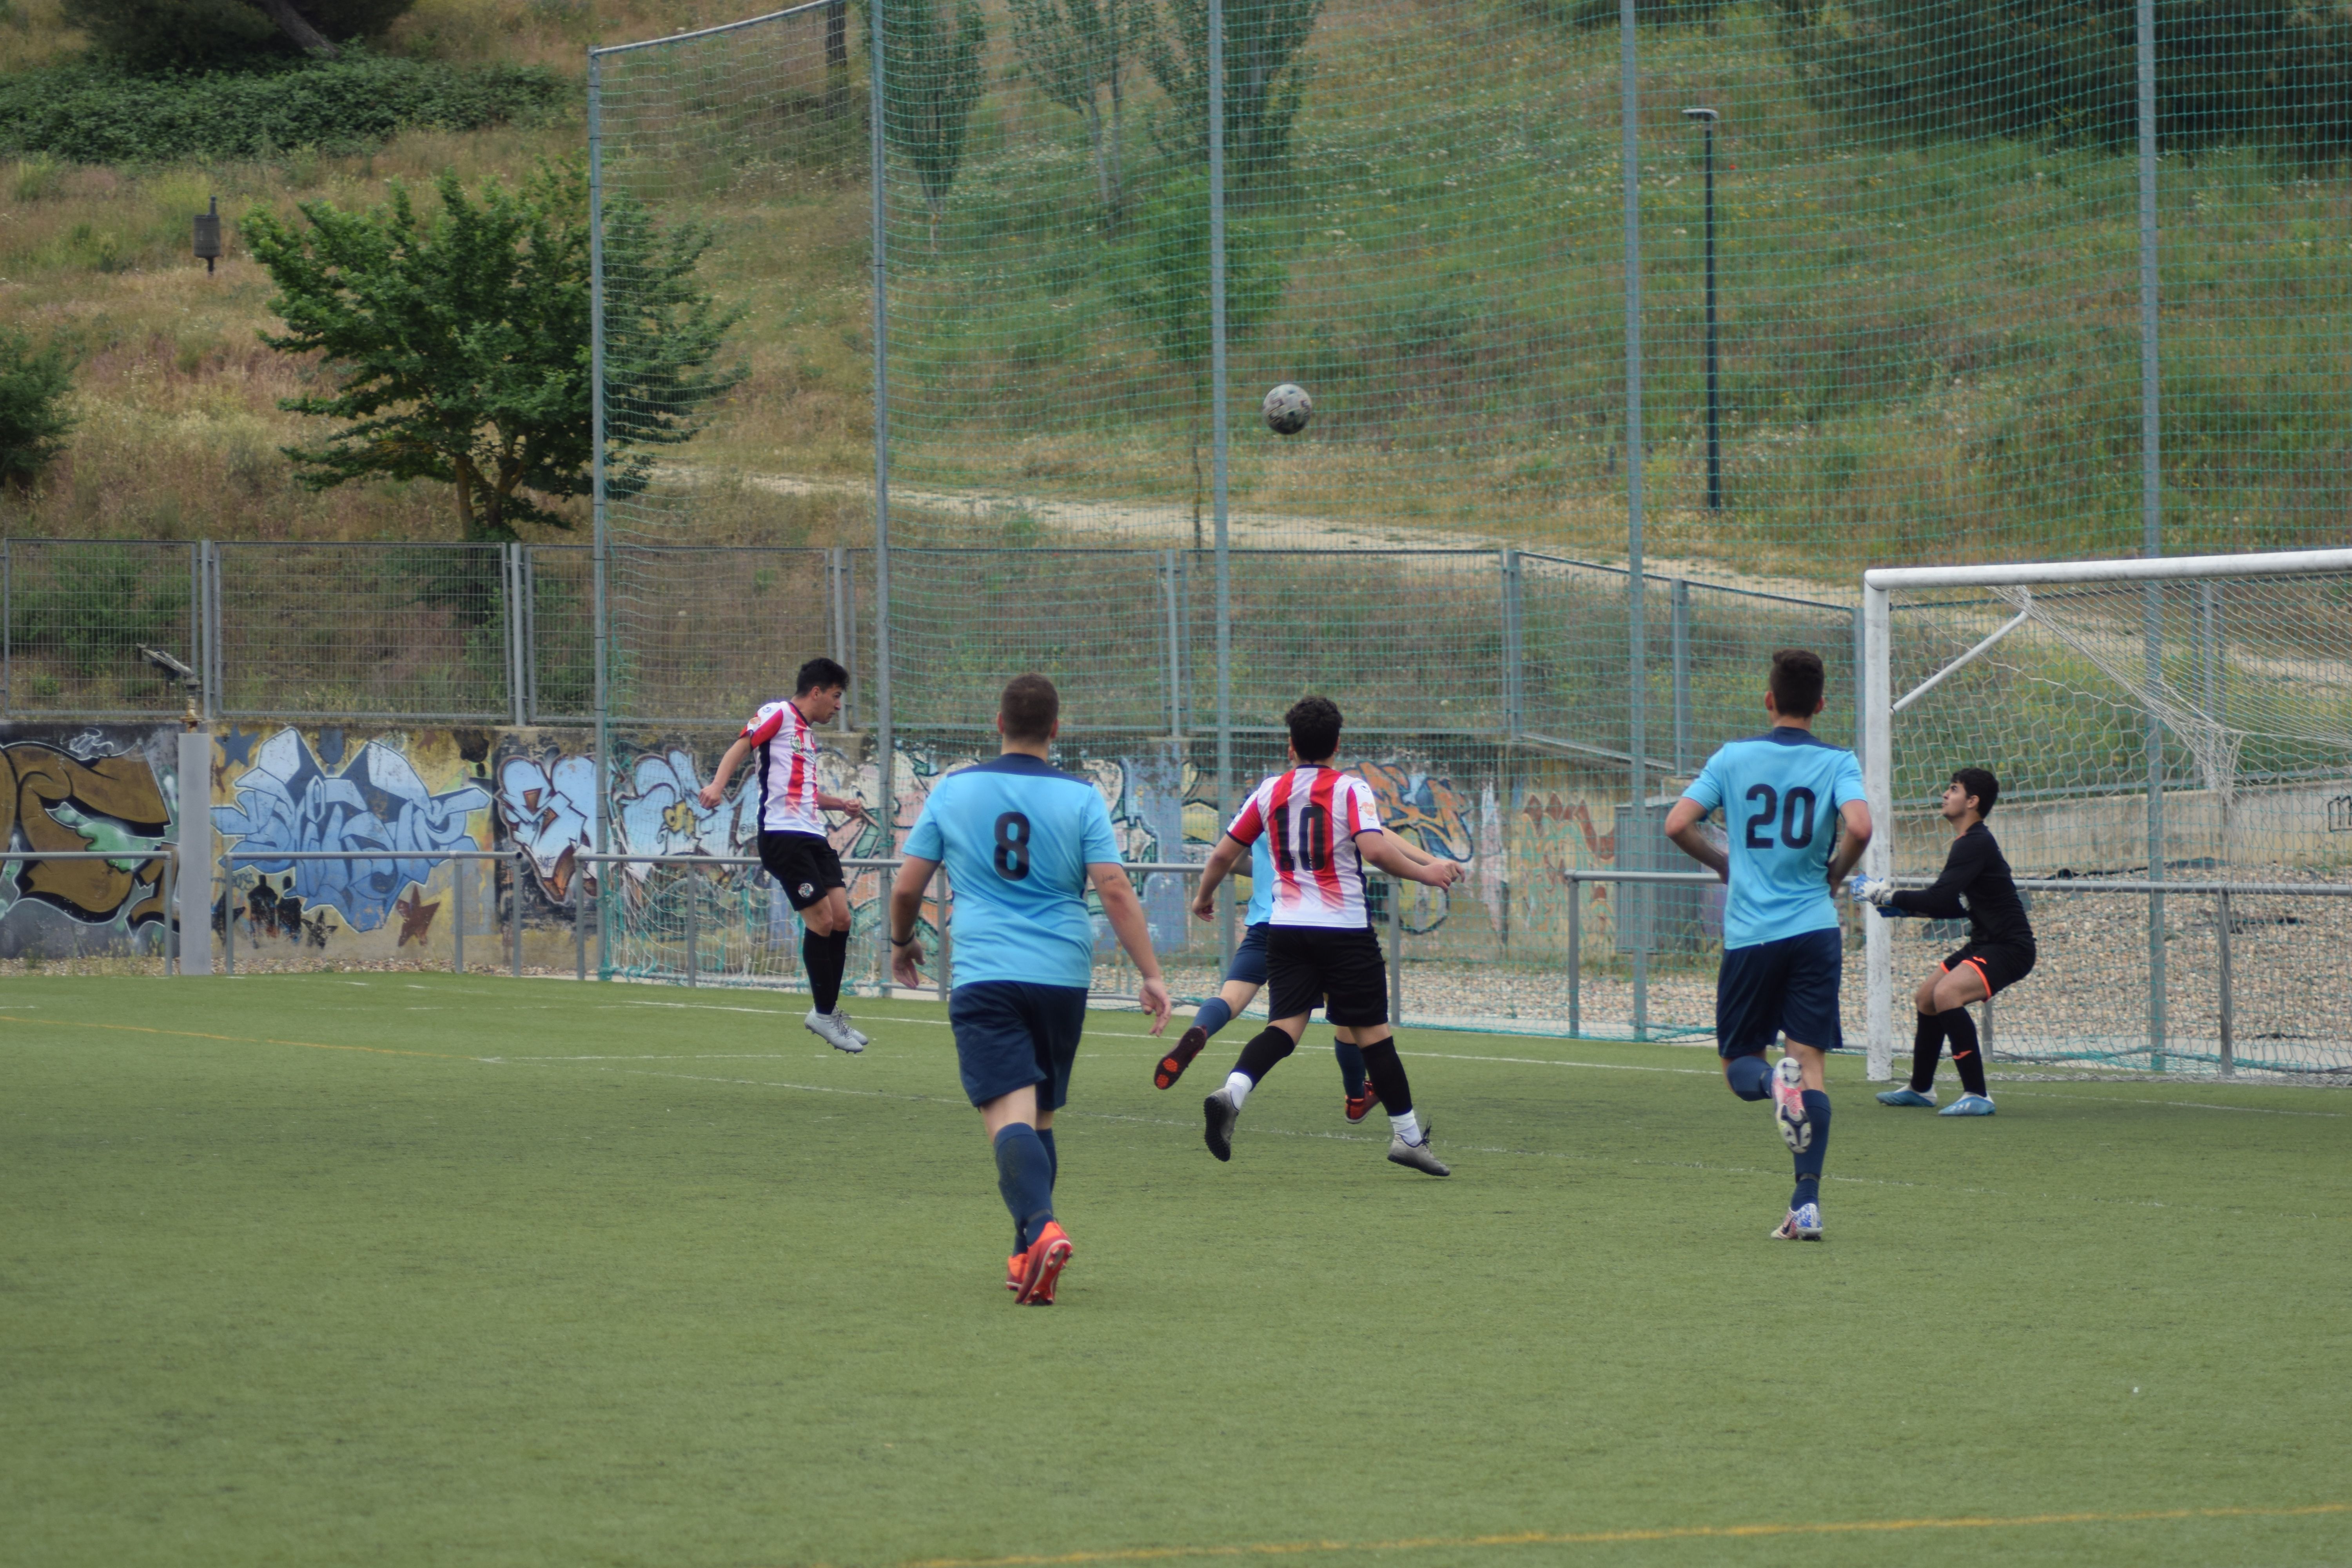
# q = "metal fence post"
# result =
<box><xmin>4</xmin><ymin>536</ymin><xmax>12</xmax><ymax>717</ymax></box>
<box><xmin>2216</xmin><ymin>889</ymin><xmax>2234</xmax><ymax>1076</ymax></box>
<box><xmin>1162</xmin><ymin>550</ymin><xmax>1183</xmax><ymax>737</ymax></box>
<box><xmin>1671</xmin><ymin>577</ymin><xmax>1690</xmax><ymax>775</ymax></box>
<box><xmin>521</xmin><ymin>546</ymin><xmax>541</xmax><ymax>725</ymax></box>
<box><xmin>454</xmin><ymin>864</ymin><xmax>466</xmax><ymax>975</ymax></box>
<box><xmin>2138</xmin><ymin>0</ymin><xmax>2165</xmax><ymax>1073</ymax></box>
<box><xmin>162</xmin><ymin>852</ymin><xmax>176</xmax><ymax>974</ymax></box>
<box><xmin>1620</xmin><ymin>0</ymin><xmax>1649</xmax><ymax>1044</ymax></box>
<box><xmin>684</xmin><ymin>867</ymin><xmax>698</xmax><ymax>986</ymax></box>
<box><xmin>221</xmin><ymin>855</ymin><xmax>234</xmax><ymax>975</ymax></box>
<box><xmin>575</xmin><ymin>878</ymin><xmax>588</xmax><ymax>982</ymax></box>
<box><xmin>868</xmin><ymin>0</ymin><xmax>897</xmax><ymax>870</ymax></box>
<box><xmin>504</xmin><ymin>543</ymin><xmax>523</xmax><ymax>726</ymax></box>
<box><xmin>1501</xmin><ymin>548</ymin><xmax>1523</xmax><ymax>738</ymax></box>
<box><xmin>1566</xmin><ymin>871</ymin><xmax>1581</xmax><ymax>1038</ymax></box>
<box><xmin>510</xmin><ymin>853</ymin><xmax>522</xmax><ymax>978</ymax></box>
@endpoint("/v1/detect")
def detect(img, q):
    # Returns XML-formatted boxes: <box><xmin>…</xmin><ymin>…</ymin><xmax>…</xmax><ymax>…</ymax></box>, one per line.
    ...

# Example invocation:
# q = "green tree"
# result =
<box><xmin>873</xmin><ymin>0</ymin><xmax>987</xmax><ymax>250</ymax></box>
<box><xmin>1108</xmin><ymin>171</ymin><xmax>1284</xmax><ymax>546</ymax></box>
<box><xmin>0</xmin><ymin>328</ymin><xmax>75</xmax><ymax>492</ymax></box>
<box><xmin>1143</xmin><ymin>0</ymin><xmax>1322</xmax><ymax>190</ymax></box>
<box><xmin>1774</xmin><ymin>0</ymin><xmax>2352</xmax><ymax>168</ymax></box>
<box><xmin>243</xmin><ymin>163</ymin><xmax>742</xmax><ymax>543</ymax></box>
<box><xmin>60</xmin><ymin>0</ymin><xmax>414</xmax><ymax>69</ymax></box>
<box><xmin>1009</xmin><ymin>0</ymin><xmax>1149</xmax><ymax>226</ymax></box>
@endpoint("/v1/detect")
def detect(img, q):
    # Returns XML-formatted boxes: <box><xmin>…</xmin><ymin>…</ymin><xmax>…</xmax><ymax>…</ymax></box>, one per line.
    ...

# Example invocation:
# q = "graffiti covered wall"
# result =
<box><xmin>0</xmin><ymin>718</ymin><xmax>1671</xmax><ymax>969</ymax></box>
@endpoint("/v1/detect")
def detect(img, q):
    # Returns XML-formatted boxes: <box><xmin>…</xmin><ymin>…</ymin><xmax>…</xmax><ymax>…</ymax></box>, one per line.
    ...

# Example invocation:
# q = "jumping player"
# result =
<box><xmin>1187</xmin><ymin>696</ymin><xmax>1465</xmax><ymax>1176</ymax></box>
<box><xmin>1851</xmin><ymin>767</ymin><xmax>2034</xmax><ymax>1117</ymax></box>
<box><xmin>1154</xmin><ymin>830</ymin><xmax>1452</xmax><ymax>1123</ymax></box>
<box><xmin>701</xmin><ymin>656</ymin><xmax>874</xmax><ymax>1054</ymax></box>
<box><xmin>886</xmin><ymin>674</ymin><xmax>1172</xmax><ymax>1305</ymax></box>
<box><xmin>1664</xmin><ymin>649</ymin><xmax>1872</xmax><ymax>1240</ymax></box>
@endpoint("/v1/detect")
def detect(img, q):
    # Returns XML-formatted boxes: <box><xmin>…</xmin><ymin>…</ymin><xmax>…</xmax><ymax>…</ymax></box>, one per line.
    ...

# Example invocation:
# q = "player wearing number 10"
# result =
<box><xmin>1664</xmin><ymin>649</ymin><xmax>1871</xmax><ymax>1241</ymax></box>
<box><xmin>887</xmin><ymin>675</ymin><xmax>1172</xmax><ymax>1305</ymax></box>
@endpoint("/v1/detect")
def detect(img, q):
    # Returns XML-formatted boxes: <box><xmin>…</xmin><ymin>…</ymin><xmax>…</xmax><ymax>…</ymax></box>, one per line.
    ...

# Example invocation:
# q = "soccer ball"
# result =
<box><xmin>1262</xmin><ymin>383</ymin><xmax>1312</xmax><ymax>436</ymax></box>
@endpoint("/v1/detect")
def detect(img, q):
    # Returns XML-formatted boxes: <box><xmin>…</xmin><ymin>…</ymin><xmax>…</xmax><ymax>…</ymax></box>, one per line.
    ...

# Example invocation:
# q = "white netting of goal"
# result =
<box><xmin>1868</xmin><ymin>553</ymin><xmax>2352</xmax><ymax>1078</ymax></box>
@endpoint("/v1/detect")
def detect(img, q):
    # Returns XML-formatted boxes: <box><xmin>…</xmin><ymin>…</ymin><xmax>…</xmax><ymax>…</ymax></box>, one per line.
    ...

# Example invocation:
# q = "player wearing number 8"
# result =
<box><xmin>1664</xmin><ymin>649</ymin><xmax>1872</xmax><ymax>1241</ymax></box>
<box><xmin>887</xmin><ymin>675</ymin><xmax>1172</xmax><ymax>1305</ymax></box>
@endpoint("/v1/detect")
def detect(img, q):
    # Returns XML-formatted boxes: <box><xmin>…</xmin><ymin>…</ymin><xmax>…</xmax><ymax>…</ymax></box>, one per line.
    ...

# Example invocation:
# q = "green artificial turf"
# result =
<box><xmin>2</xmin><ymin>973</ymin><xmax>2346</xmax><ymax>1568</ymax></box>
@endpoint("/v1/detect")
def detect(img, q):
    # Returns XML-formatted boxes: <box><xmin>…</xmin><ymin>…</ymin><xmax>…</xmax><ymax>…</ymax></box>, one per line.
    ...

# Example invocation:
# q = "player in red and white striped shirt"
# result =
<box><xmin>701</xmin><ymin>657</ymin><xmax>873</xmax><ymax>1053</ymax></box>
<box><xmin>1189</xmin><ymin>696</ymin><xmax>1464</xmax><ymax>1176</ymax></box>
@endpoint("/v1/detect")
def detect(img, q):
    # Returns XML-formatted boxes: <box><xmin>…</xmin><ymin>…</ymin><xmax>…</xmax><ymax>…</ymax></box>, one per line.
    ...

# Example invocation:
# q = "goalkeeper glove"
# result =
<box><xmin>1846</xmin><ymin>874</ymin><xmax>1896</xmax><ymax>909</ymax></box>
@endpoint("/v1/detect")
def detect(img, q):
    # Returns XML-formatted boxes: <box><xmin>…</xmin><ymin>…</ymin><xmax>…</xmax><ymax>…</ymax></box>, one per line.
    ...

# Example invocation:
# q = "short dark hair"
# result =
<box><xmin>1768</xmin><ymin>648</ymin><xmax>1826</xmax><ymax>719</ymax></box>
<box><xmin>795</xmin><ymin>656</ymin><xmax>850</xmax><ymax>696</ymax></box>
<box><xmin>1285</xmin><ymin>695</ymin><xmax>1343</xmax><ymax>762</ymax></box>
<box><xmin>1951</xmin><ymin>766</ymin><xmax>2000</xmax><ymax>817</ymax></box>
<box><xmin>1000</xmin><ymin>673</ymin><xmax>1060</xmax><ymax>743</ymax></box>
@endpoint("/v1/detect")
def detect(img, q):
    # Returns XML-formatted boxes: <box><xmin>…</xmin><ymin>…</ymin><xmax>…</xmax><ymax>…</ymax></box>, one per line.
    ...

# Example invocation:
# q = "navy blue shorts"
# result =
<box><xmin>1715</xmin><ymin>927</ymin><xmax>1845</xmax><ymax>1059</ymax></box>
<box><xmin>949</xmin><ymin>980</ymin><xmax>1088</xmax><ymax>1109</ymax></box>
<box><xmin>1221</xmin><ymin>922</ymin><xmax>1271</xmax><ymax>988</ymax></box>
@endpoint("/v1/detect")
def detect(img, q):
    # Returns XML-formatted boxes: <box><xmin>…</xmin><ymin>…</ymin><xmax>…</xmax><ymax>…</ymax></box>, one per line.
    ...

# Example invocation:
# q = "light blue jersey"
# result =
<box><xmin>1244</xmin><ymin>835</ymin><xmax>1275</xmax><ymax>926</ymax></box>
<box><xmin>1681</xmin><ymin>727</ymin><xmax>1866</xmax><ymax>951</ymax></box>
<box><xmin>903</xmin><ymin>754</ymin><xmax>1120</xmax><ymax>989</ymax></box>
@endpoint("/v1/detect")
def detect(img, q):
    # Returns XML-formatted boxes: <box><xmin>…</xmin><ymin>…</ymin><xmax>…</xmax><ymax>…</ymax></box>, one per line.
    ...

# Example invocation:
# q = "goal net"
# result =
<box><xmin>1862</xmin><ymin>548</ymin><xmax>2352</xmax><ymax>1079</ymax></box>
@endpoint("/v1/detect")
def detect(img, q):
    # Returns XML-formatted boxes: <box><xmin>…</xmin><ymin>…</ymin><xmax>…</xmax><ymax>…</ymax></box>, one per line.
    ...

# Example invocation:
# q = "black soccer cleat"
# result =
<box><xmin>1202</xmin><ymin>1087</ymin><xmax>1240</xmax><ymax>1162</ymax></box>
<box><xmin>1157</xmin><ymin>1025</ymin><xmax>1208</xmax><ymax>1090</ymax></box>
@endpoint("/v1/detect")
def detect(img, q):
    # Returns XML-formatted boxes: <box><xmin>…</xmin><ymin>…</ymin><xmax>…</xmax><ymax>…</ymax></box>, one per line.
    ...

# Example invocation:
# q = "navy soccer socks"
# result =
<box><xmin>1192</xmin><ymin>995</ymin><xmax>1234</xmax><ymax>1039</ymax></box>
<box><xmin>994</xmin><ymin>1123</ymin><xmax>1056</xmax><ymax>1251</ymax></box>
<box><xmin>802</xmin><ymin>926</ymin><xmax>849</xmax><ymax>1014</ymax></box>
<box><xmin>1940</xmin><ymin>1007</ymin><xmax>1989</xmax><ymax>1098</ymax></box>
<box><xmin>1910</xmin><ymin>1011</ymin><xmax>1949</xmax><ymax>1093</ymax></box>
<box><xmin>1726</xmin><ymin>1054</ymin><xmax>1775</xmax><ymax>1101</ymax></box>
<box><xmin>1333</xmin><ymin>1039</ymin><xmax>1368</xmax><ymax>1098</ymax></box>
<box><xmin>1790</xmin><ymin>1090</ymin><xmax>1831</xmax><ymax>1211</ymax></box>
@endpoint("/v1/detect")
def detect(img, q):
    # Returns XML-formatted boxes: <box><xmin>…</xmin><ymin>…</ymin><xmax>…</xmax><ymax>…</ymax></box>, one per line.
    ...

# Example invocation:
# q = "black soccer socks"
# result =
<box><xmin>1232</xmin><ymin>1025</ymin><xmax>1298</xmax><ymax>1086</ymax></box>
<box><xmin>1357</xmin><ymin>1035</ymin><xmax>1414</xmax><ymax>1116</ymax></box>
<box><xmin>1911</xmin><ymin>1010</ymin><xmax>1950</xmax><ymax>1093</ymax></box>
<box><xmin>802</xmin><ymin>926</ymin><xmax>849</xmax><ymax>1013</ymax></box>
<box><xmin>1940</xmin><ymin>1007</ymin><xmax>1989</xmax><ymax>1098</ymax></box>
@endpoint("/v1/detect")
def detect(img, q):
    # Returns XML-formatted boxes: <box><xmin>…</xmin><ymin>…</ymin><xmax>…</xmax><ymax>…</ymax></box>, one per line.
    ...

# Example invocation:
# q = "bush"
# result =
<box><xmin>1774</xmin><ymin>0</ymin><xmax>2352</xmax><ymax>169</ymax></box>
<box><xmin>0</xmin><ymin>51</ymin><xmax>569</xmax><ymax>165</ymax></box>
<box><xmin>61</xmin><ymin>0</ymin><xmax>414</xmax><ymax>72</ymax></box>
<box><xmin>0</xmin><ymin>328</ymin><xmax>74</xmax><ymax>490</ymax></box>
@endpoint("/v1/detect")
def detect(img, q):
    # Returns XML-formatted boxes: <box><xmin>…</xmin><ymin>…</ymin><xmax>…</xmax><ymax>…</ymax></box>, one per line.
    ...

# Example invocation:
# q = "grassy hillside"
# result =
<box><xmin>2</xmin><ymin>0</ymin><xmax>2346</xmax><ymax>573</ymax></box>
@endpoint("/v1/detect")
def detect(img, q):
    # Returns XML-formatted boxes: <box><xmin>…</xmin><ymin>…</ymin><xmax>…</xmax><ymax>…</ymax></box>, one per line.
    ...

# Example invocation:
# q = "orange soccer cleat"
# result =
<box><xmin>1345</xmin><ymin>1082</ymin><xmax>1381</xmax><ymax>1123</ymax></box>
<box><xmin>1156</xmin><ymin>1026</ymin><xmax>1208</xmax><ymax>1090</ymax></box>
<box><xmin>1013</xmin><ymin>1221</ymin><xmax>1073</xmax><ymax>1305</ymax></box>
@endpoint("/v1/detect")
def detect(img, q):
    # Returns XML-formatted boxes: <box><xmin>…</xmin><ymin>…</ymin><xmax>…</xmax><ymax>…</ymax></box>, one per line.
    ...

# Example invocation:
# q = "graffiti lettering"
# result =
<box><xmin>0</xmin><ymin>742</ymin><xmax>171</xmax><ymax>926</ymax></box>
<box><xmin>214</xmin><ymin>728</ymin><xmax>489</xmax><ymax>933</ymax></box>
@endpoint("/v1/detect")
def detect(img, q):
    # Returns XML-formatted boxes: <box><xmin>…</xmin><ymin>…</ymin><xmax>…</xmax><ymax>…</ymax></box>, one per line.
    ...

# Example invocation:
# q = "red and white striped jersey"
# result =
<box><xmin>1225</xmin><ymin>766</ymin><xmax>1386</xmax><ymax>929</ymax></box>
<box><xmin>742</xmin><ymin>699</ymin><xmax>825</xmax><ymax>835</ymax></box>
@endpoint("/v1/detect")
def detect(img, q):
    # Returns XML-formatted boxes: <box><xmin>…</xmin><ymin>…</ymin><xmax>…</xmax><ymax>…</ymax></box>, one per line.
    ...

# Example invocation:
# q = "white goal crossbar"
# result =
<box><xmin>1859</xmin><ymin>547</ymin><xmax>2352</xmax><ymax>1079</ymax></box>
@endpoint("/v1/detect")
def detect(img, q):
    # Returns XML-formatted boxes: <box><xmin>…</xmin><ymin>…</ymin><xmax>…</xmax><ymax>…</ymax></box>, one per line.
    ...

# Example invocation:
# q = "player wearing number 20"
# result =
<box><xmin>887</xmin><ymin>675</ymin><xmax>1172</xmax><ymax>1305</ymax></box>
<box><xmin>1664</xmin><ymin>649</ymin><xmax>1871</xmax><ymax>1241</ymax></box>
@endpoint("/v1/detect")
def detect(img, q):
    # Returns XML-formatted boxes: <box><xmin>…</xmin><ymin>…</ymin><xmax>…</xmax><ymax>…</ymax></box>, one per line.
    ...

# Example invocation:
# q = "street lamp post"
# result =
<box><xmin>1682</xmin><ymin>107</ymin><xmax>1721</xmax><ymax>511</ymax></box>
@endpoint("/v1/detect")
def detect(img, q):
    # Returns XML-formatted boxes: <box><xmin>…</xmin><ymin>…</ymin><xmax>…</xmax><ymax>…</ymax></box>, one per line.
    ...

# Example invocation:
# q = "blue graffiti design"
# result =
<box><xmin>212</xmin><ymin>729</ymin><xmax>490</xmax><ymax>931</ymax></box>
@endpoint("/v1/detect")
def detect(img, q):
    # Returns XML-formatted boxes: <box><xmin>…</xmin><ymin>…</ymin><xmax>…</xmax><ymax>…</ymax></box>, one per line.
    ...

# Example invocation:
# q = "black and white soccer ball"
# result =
<box><xmin>1262</xmin><ymin>383</ymin><xmax>1312</xmax><ymax>436</ymax></box>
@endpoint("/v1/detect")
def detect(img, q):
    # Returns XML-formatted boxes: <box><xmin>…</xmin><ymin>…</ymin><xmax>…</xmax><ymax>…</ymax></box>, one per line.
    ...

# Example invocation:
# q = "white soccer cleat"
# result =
<box><xmin>805</xmin><ymin>1007</ymin><xmax>864</xmax><ymax>1054</ymax></box>
<box><xmin>1771</xmin><ymin>1201</ymin><xmax>1824</xmax><ymax>1241</ymax></box>
<box><xmin>831</xmin><ymin>1009</ymin><xmax>870</xmax><ymax>1048</ymax></box>
<box><xmin>1771</xmin><ymin>1056</ymin><xmax>1812</xmax><ymax>1152</ymax></box>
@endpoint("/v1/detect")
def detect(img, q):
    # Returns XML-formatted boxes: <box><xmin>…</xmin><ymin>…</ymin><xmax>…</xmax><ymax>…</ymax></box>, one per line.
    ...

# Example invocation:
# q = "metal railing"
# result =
<box><xmin>0</xmin><ymin>847</ymin><xmax>183</xmax><ymax>970</ymax></box>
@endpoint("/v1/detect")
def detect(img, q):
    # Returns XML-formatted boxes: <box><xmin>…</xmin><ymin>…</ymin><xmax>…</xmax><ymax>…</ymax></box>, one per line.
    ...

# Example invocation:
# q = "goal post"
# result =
<box><xmin>1860</xmin><ymin>547</ymin><xmax>2352</xmax><ymax>1081</ymax></box>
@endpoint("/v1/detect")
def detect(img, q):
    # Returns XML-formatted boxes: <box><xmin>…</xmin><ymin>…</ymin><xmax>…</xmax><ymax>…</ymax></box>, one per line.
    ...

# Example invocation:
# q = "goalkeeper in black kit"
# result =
<box><xmin>1849</xmin><ymin>768</ymin><xmax>2034</xmax><ymax>1118</ymax></box>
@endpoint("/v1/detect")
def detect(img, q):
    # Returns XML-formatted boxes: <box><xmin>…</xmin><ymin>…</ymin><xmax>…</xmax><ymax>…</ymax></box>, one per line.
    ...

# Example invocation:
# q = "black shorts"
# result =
<box><xmin>1716</xmin><ymin>927</ymin><xmax>1845</xmax><ymax>1059</ymax></box>
<box><xmin>758</xmin><ymin>830</ymin><xmax>843</xmax><ymax>911</ymax></box>
<box><xmin>1266</xmin><ymin>925</ymin><xmax>1389</xmax><ymax>1029</ymax></box>
<box><xmin>949</xmin><ymin>981</ymin><xmax>1088</xmax><ymax>1109</ymax></box>
<box><xmin>1942</xmin><ymin>942</ymin><xmax>2035</xmax><ymax>998</ymax></box>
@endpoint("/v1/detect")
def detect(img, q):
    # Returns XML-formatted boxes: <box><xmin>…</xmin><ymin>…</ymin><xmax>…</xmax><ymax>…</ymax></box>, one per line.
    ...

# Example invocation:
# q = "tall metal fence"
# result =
<box><xmin>0</xmin><ymin>537</ymin><xmax>1855</xmax><ymax>744</ymax></box>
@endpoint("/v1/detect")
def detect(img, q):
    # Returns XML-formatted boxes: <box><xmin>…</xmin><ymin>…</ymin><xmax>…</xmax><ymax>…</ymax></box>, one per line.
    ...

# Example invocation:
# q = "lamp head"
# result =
<box><xmin>1682</xmin><ymin>107</ymin><xmax>1719</xmax><ymax>123</ymax></box>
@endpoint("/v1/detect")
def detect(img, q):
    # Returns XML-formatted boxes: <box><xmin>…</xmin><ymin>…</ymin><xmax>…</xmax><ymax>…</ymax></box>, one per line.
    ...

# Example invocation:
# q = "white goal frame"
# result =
<box><xmin>1860</xmin><ymin>546</ymin><xmax>2352</xmax><ymax>1080</ymax></box>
